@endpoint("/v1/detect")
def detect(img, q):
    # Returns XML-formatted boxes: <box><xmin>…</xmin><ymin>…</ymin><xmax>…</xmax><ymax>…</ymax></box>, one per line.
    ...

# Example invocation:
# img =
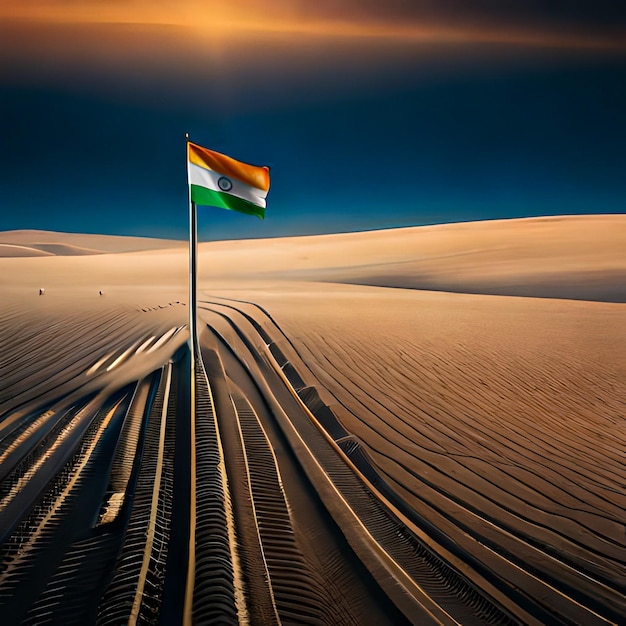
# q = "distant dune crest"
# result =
<box><xmin>0</xmin><ymin>215</ymin><xmax>624</xmax><ymax>302</ymax></box>
<box><xmin>0</xmin><ymin>229</ymin><xmax>186</xmax><ymax>255</ymax></box>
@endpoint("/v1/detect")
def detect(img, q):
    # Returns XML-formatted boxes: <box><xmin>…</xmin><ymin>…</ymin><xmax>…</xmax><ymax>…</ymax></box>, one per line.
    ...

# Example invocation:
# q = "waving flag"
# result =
<box><xmin>187</xmin><ymin>141</ymin><xmax>270</xmax><ymax>219</ymax></box>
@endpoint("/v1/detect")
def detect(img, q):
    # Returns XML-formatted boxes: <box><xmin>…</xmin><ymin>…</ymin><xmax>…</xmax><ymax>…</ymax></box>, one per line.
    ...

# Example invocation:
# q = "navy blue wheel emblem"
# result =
<box><xmin>218</xmin><ymin>176</ymin><xmax>233</xmax><ymax>192</ymax></box>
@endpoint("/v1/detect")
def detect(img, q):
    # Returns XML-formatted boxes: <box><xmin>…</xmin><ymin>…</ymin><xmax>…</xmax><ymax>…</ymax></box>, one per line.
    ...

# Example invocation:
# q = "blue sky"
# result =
<box><xmin>1</xmin><ymin>2</ymin><xmax>625</xmax><ymax>241</ymax></box>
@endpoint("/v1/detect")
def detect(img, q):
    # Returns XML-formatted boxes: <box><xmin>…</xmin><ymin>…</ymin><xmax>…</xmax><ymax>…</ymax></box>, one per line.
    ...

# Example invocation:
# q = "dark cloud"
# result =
<box><xmin>302</xmin><ymin>0</ymin><xmax>626</xmax><ymax>34</ymax></box>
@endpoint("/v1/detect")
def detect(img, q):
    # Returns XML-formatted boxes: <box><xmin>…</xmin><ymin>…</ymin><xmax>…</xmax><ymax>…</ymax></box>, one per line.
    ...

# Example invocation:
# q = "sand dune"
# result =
<box><xmin>200</xmin><ymin>214</ymin><xmax>626</xmax><ymax>301</ymax></box>
<box><xmin>0</xmin><ymin>229</ymin><xmax>186</xmax><ymax>254</ymax></box>
<box><xmin>0</xmin><ymin>244</ymin><xmax>53</xmax><ymax>258</ymax></box>
<box><xmin>2</xmin><ymin>214</ymin><xmax>624</xmax><ymax>300</ymax></box>
<box><xmin>0</xmin><ymin>243</ymin><xmax>107</xmax><ymax>257</ymax></box>
<box><xmin>0</xmin><ymin>215</ymin><xmax>624</xmax><ymax>624</ymax></box>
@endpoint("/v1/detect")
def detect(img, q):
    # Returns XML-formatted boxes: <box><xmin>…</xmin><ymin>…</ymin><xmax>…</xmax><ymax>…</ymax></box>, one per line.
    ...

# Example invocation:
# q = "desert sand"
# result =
<box><xmin>0</xmin><ymin>214</ymin><xmax>624</xmax><ymax>624</ymax></box>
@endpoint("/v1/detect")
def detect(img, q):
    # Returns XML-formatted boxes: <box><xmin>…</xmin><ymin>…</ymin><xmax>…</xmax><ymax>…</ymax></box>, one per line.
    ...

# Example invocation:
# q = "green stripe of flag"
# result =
<box><xmin>190</xmin><ymin>185</ymin><xmax>265</xmax><ymax>219</ymax></box>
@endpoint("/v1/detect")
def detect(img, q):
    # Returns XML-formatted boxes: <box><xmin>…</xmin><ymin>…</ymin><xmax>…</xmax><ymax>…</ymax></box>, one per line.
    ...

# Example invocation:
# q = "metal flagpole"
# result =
<box><xmin>186</xmin><ymin>132</ymin><xmax>198</xmax><ymax>353</ymax></box>
<box><xmin>184</xmin><ymin>132</ymin><xmax>197</xmax><ymax>626</ymax></box>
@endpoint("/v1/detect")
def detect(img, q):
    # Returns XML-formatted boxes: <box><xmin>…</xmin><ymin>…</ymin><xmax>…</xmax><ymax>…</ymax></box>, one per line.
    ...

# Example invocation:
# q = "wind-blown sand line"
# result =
<box><xmin>199</xmin><ymin>340</ymin><xmax>280</xmax><ymax>625</ymax></box>
<box><xmin>342</xmin><ymin>410</ymin><xmax>619</xmax><ymax>608</ymax></box>
<box><xmin>0</xmin><ymin>304</ymin><xmax>185</xmax><ymax>416</ymax></box>
<box><xmin>354</xmin><ymin>423</ymin><xmax>624</xmax><ymax>593</ymax></box>
<box><xmin>202</xmin><ymin>294</ymin><xmax>620</xmax><ymax>620</ymax></box>
<box><xmin>316</xmin><ymin>341</ymin><xmax>625</xmax><ymax>521</ymax></box>
<box><xmin>282</xmin><ymin>316</ymin><xmax>624</xmax><ymax>508</ymax></box>
<box><xmin>0</xmin><ymin>397</ymin><xmax>124</xmax><ymax>584</ymax></box>
<box><xmin>245</xmin><ymin>320</ymin><xmax>556</xmax><ymax>621</ymax></box>
<box><xmin>203</xmin><ymin>326</ymin><xmax>351</xmax><ymax>623</ymax></box>
<box><xmin>302</xmin><ymin>326</ymin><xmax>620</xmax><ymax>458</ymax></box>
<box><xmin>203</xmin><ymin>319</ymin><xmax>412</xmax><ymax>625</ymax></box>
<box><xmin>0</xmin><ymin>313</ymin><xmax>133</xmax><ymax>409</ymax></box>
<box><xmin>0</xmin><ymin>405</ymin><xmax>62</xmax><ymax>468</ymax></box>
<box><xmin>22</xmin><ymin>533</ymin><xmax>121</xmax><ymax>624</ymax></box>
<box><xmin>407</xmin><ymin>326</ymin><xmax>620</xmax><ymax>448</ymax></box>
<box><xmin>270</xmin><ymin>322</ymin><xmax>624</xmax><ymax>600</ymax></box>
<box><xmin>183</xmin><ymin>352</ymin><xmax>196</xmax><ymax>626</ymax></box>
<box><xmin>192</xmin><ymin>350</ymin><xmax>241</xmax><ymax>624</ymax></box>
<box><xmin>0</xmin><ymin>388</ymin><xmax>132</xmax><ymax>622</ymax></box>
<box><xmin>213</xmin><ymin>293</ymin><xmax>624</xmax><ymax>472</ymax></box>
<box><xmin>0</xmin><ymin>308</ymin><xmax>129</xmax><ymax>367</ymax></box>
<box><xmin>308</xmin><ymin>354</ymin><xmax>624</xmax><ymax>552</ymax></box>
<box><xmin>128</xmin><ymin>362</ymin><xmax>171</xmax><ymax>625</ymax></box>
<box><xmin>96</xmin><ymin>365</ymin><xmax>175</xmax><ymax>625</ymax></box>
<box><xmin>392</xmin><ymin>358</ymin><xmax>624</xmax><ymax>468</ymax></box>
<box><xmin>237</xmin><ymin>353</ymin><xmax>454</xmax><ymax>622</ymax></box>
<box><xmin>208</xmin><ymin>298</ymin><xmax>616</xmax><ymax>502</ymax></box>
<box><xmin>105</xmin><ymin>340</ymin><xmax>143</xmax><ymax>373</ymax></box>
<box><xmin>231</xmin><ymin>391</ymin><xmax>328</xmax><ymax>624</ymax></box>
<box><xmin>373</xmin><ymin>461</ymin><xmax>625</xmax><ymax>622</ymax></box>
<box><xmin>97</xmin><ymin>376</ymin><xmax>154</xmax><ymax>525</ymax></box>
<box><xmin>0</xmin><ymin>395</ymin><xmax>102</xmax><ymax>520</ymax></box>
<box><xmin>199</xmin><ymin>304</ymin><xmax>521</xmax><ymax>624</ymax></box>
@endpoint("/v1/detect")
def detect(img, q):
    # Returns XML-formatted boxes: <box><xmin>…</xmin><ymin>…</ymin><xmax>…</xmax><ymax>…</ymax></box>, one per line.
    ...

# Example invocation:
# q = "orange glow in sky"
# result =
<box><xmin>2</xmin><ymin>0</ymin><xmax>625</xmax><ymax>52</ymax></box>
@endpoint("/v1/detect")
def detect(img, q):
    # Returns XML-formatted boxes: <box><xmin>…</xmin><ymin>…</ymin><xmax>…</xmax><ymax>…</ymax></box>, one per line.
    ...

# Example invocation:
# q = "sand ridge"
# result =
<box><xmin>0</xmin><ymin>229</ymin><xmax>186</xmax><ymax>254</ymax></box>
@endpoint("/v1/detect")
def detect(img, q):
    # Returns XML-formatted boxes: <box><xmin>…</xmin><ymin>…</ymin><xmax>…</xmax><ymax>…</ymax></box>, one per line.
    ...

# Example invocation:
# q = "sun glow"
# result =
<box><xmin>2</xmin><ymin>0</ymin><xmax>625</xmax><ymax>52</ymax></box>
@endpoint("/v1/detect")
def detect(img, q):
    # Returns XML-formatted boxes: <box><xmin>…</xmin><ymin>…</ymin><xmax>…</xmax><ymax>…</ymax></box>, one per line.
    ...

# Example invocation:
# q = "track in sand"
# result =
<box><xmin>0</xmin><ymin>291</ymin><xmax>623</xmax><ymax>625</ymax></box>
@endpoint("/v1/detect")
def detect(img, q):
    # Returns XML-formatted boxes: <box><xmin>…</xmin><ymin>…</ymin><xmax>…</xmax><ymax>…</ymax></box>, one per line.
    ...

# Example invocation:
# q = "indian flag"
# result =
<box><xmin>188</xmin><ymin>141</ymin><xmax>270</xmax><ymax>219</ymax></box>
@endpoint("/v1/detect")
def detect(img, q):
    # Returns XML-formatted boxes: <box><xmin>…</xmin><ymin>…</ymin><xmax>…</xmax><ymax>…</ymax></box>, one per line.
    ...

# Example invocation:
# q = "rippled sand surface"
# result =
<box><xmin>0</xmin><ymin>215</ymin><xmax>624</xmax><ymax>624</ymax></box>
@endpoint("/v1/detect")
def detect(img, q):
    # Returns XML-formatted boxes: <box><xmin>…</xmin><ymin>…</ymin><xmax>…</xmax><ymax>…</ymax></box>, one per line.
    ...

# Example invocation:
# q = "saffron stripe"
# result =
<box><xmin>190</xmin><ymin>186</ymin><xmax>265</xmax><ymax>219</ymax></box>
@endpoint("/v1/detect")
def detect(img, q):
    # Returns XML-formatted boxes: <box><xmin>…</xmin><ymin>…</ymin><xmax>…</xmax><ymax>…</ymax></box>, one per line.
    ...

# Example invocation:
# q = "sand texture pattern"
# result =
<box><xmin>0</xmin><ymin>215</ymin><xmax>624</xmax><ymax>625</ymax></box>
